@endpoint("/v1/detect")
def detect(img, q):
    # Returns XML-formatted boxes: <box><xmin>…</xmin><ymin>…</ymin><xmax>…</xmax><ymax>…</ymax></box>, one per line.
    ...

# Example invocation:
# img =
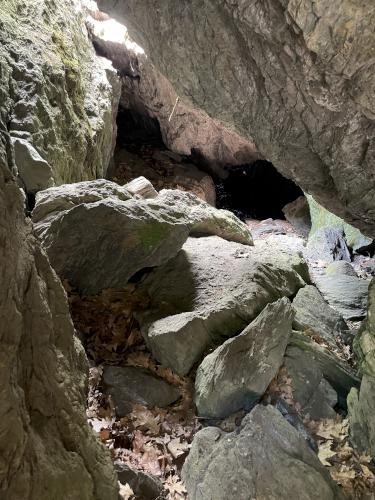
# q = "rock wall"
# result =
<box><xmin>120</xmin><ymin>55</ymin><xmax>261</xmax><ymax>176</ymax></box>
<box><xmin>0</xmin><ymin>1</ymin><xmax>119</xmax><ymax>498</ymax></box>
<box><xmin>0</xmin><ymin>135</ymin><xmax>118</xmax><ymax>500</ymax></box>
<box><xmin>98</xmin><ymin>0</ymin><xmax>375</xmax><ymax>237</ymax></box>
<box><xmin>1</xmin><ymin>0</ymin><xmax>120</xmax><ymax>187</ymax></box>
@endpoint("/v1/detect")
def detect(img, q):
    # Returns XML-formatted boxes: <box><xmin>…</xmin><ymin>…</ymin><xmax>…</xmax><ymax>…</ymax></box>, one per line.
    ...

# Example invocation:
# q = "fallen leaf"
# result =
<box><xmin>318</xmin><ymin>440</ymin><xmax>336</xmax><ymax>466</ymax></box>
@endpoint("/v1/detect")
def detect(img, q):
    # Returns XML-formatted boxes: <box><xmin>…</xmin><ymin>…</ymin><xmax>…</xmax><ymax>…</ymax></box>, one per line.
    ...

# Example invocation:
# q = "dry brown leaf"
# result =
<box><xmin>165</xmin><ymin>475</ymin><xmax>187</xmax><ymax>499</ymax></box>
<box><xmin>167</xmin><ymin>437</ymin><xmax>189</xmax><ymax>460</ymax></box>
<box><xmin>318</xmin><ymin>440</ymin><xmax>336</xmax><ymax>467</ymax></box>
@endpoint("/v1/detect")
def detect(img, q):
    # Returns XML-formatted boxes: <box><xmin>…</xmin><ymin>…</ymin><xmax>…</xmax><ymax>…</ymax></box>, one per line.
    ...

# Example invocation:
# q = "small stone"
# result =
<box><xmin>124</xmin><ymin>176</ymin><xmax>158</xmax><ymax>199</ymax></box>
<box><xmin>102</xmin><ymin>366</ymin><xmax>180</xmax><ymax>416</ymax></box>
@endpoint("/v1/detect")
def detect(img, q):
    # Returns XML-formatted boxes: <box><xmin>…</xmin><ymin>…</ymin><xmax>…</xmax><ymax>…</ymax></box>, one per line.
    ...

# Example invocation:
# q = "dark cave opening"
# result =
<box><xmin>114</xmin><ymin>107</ymin><xmax>303</xmax><ymax>221</ymax></box>
<box><xmin>216</xmin><ymin>161</ymin><xmax>304</xmax><ymax>221</ymax></box>
<box><xmin>116</xmin><ymin>107</ymin><xmax>165</xmax><ymax>150</ymax></box>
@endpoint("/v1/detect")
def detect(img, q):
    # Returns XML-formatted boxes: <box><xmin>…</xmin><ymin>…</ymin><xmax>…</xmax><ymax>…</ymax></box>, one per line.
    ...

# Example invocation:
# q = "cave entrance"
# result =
<box><xmin>113</xmin><ymin>108</ymin><xmax>303</xmax><ymax>223</ymax></box>
<box><xmin>216</xmin><ymin>161</ymin><xmax>303</xmax><ymax>221</ymax></box>
<box><xmin>116</xmin><ymin>107</ymin><xmax>165</xmax><ymax>150</ymax></box>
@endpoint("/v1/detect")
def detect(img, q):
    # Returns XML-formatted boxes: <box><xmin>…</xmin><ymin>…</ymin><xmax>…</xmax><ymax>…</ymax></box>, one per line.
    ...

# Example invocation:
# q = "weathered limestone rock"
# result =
<box><xmin>284</xmin><ymin>345</ymin><xmax>338</xmax><ymax>419</ymax></box>
<box><xmin>157</xmin><ymin>189</ymin><xmax>253</xmax><ymax>245</ymax></box>
<box><xmin>98</xmin><ymin>0</ymin><xmax>375</xmax><ymax>238</ymax></box>
<box><xmin>33</xmin><ymin>184</ymin><xmax>190</xmax><ymax>294</ymax></box>
<box><xmin>288</xmin><ymin>333</ymin><xmax>360</xmax><ymax>409</ymax></box>
<box><xmin>348</xmin><ymin>277</ymin><xmax>375</xmax><ymax>458</ymax></box>
<box><xmin>195</xmin><ymin>298</ymin><xmax>293</xmax><ymax>418</ymax></box>
<box><xmin>103</xmin><ymin>366</ymin><xmax>180</xmax><ymax>416</ymax></box>
<box><xmin>314</xmin><ymin>267</ymin><xmax>370</xmax><ymax>320</ymax></box>
<box><xmin>308</xmin><ymin>195</ymin><xmax>373</xmax><ymax>253</ymax></box>
<box><xmin>33</xmin><ymin>182</ymin><xmax>252</xmax><ymax>294</ymax></box>
<box><xmin>0</xmin><ymin>118</ymin><xmax>117</xmax><ymax>500</ymax></box>
<box><xmin>120</xmin><ymin>54</ymin><xmax>261</xmax><ymax>177</ymax></box>
<box><xmin>1</xmin><ymin>0</ymin><xmax>120</xmax><ymax>188</ymax></box>
<box><xmin>182</xmin><ymin>405</ymin><xmax>343</xmax><ymax>500</ymax></box>
<box><xmin>282</xmin><ymin>196</ymin><xmax>311</xmax><ymax>237</ymax></box>
<box><xmin>305</xmin><ymin>227</ymin><xmax>351</xmax><ymax>262</ymax></box>
<box><xmin>137</xmin><ymin>236</ymin><xmax>307</xmax><ymax>375</ymax></box>
<box><xmin>292</xmin><ymin>285</ymin><xmax>349</xmax><ymax>347</ymax></box>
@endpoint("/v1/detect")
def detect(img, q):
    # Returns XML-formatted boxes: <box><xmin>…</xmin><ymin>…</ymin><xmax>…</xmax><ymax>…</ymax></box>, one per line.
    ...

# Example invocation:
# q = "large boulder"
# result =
<box><xmin>314</xmin><ymin>266</ymin><xmax>370</xmax><ymax>320</ymax></box>
<box><xmin>33</xmin><ymin>182</ymin><xmax>251</xmax><ymax>294</ymax></box>
<box><xmin>33</xmin><ymin>182</ymin><xmax>190</xmax><ymax>294</ymax></box>
<box><xmin>292</xmin><ymin>285</ymin><xmax>349</xmax><ymax>347</ymax></box>
<box><xmin>2</xmin><ymin>0</ymin><xmax>120</xmax><ymax>188</ymax></box>
<box><xmin>98</xmin><ymin>0</ymin><xmax>375</xmax><ymax>238</ymax></box>
<box><xmin>195</xmin><ymin>298</ymin><xmax>294</xmax><ymax>418</ymax></box>
<box><xmin>182</xmin><ymin>405</ymin><xmax>343</xmax><ymax>500</ymax></box>
<box><xmin>157</xmin><ymin>189</ymin><xmax>252</xmax><ymax>245</ymax></box>
<box><xmin>137</xmin><ymin>236</ymin><xmax>307</xmax><ymax>375</ymax></box>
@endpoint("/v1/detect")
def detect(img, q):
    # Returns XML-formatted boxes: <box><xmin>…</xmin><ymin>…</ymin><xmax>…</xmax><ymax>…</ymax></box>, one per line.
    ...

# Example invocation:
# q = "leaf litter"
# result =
<box><xmin>67</xmin><ymin>282</ymin><xmax>375</xmax><ymax>499</ymax></box>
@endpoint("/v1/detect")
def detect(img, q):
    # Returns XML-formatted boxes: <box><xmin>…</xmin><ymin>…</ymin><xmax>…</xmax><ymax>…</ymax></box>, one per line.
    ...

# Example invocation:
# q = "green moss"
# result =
<box><xmin>307</xmin><ymin>195</ymin><xmax>372</xmax><ymax>251</ymax></box>
<box><xmin>138</xmin><ymin>223</ymin><xmax>170</xmax><ymax>249</ymax></box>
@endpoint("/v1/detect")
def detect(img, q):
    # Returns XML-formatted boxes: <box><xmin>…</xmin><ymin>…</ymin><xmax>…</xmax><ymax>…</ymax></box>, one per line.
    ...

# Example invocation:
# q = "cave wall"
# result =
<box><xmin>121</xmin><ymin>55</ymin><xmax>261</xmax><ymax>176</ymax></box>
<box><xmin>98</xmin><ymin>0</ymin><xmax>375</xmax><ymax>237</ymax></box>
<box><xmin>1</xmin><ymin>0</ymin><xmax>121</xmax><ymax>186</ymax></box>
<box><xmin>0</xmin><ymin>1</ymin><xmax>119</xmax><ymax>498</ymax></box>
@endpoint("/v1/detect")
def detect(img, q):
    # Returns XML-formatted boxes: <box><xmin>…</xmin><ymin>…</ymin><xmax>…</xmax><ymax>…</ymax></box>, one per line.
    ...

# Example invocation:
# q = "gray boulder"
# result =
<box><xmin>325</xmin><ymin>260</ymin><xmax>357</xmax><ymax>277</ymax></box>
<box><xmin>11</xmin><ymin>137</ymin><xmax>54</xmax><ymax>194</ymax></box>
<box><xmin>33</xmin><ymin>183</ymin><xmax>190</xmax><ymax>294</ymax></box>
<box><xmin>288</xmin><ymin>332</ymin><xmax>360</xmax><ymax>409</ymax></box>
<box><xmin>33</xmin><ymin>182</ymin><xmax>253</xmax><ymax>294</ymax></box>
<box><xmin>292</xmin><ymin>285</ymin><xmax>349</xmax><ymax>347</ymax></box>
<box><xmin>182</xmin><ymin>405</ymin><xmax>343</xmax><ymax>500</ymax></box>
<box><xmin>306</xmin><ymin>227</ymin><xmax>351</xmax><ymax>262</ymax></box>
<box><xmin>137</xmin><ymin>236</ymin><xmax>307</xmax><ymax>375</ymax></box>
<box><xmin>284</xmin><ymin>345</ymin><xmax>338</xmax><ymax>419</ymax></box>
<box><xmin>314</xmin><ymin>271</ymin><xmax>369</xmax><ymax>320</ymax></box>
<box><xmin>157</xmin><ymin>189</ymin><xmax>253</xmax><ymax>245</ymax></box>
<box><xmin>282</xmin><ymin>196</ymin><xmax>311</xmax><ymax>237</ymax></box>
<box><xmin>102</xmin><ymin>366</ymin><xmax>180</xmax><ymax>416</ymax></box>
<box><xmin>195</xmin><ymin>298</ymin><xmax>293</xmax><ymax>418</ymax></box>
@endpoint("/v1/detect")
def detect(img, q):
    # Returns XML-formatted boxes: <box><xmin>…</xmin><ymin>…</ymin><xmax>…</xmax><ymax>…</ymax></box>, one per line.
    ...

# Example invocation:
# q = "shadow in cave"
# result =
<box><xmin>216</xmin><ymin>161</ymin><xmax>303</xmax><ymax>221</ymax></box>
<box><xmin>116</xmin><ymin>107</ymin><xmax>165</xmax><ymax>150</ymax></box>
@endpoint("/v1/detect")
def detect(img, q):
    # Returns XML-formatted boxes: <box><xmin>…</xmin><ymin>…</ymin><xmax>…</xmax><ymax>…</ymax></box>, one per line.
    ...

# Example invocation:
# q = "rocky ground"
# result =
<box><xmin>31</xmin><ymin>168</ymin><xmax>375</xmax><ymax>499</ymax></box>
